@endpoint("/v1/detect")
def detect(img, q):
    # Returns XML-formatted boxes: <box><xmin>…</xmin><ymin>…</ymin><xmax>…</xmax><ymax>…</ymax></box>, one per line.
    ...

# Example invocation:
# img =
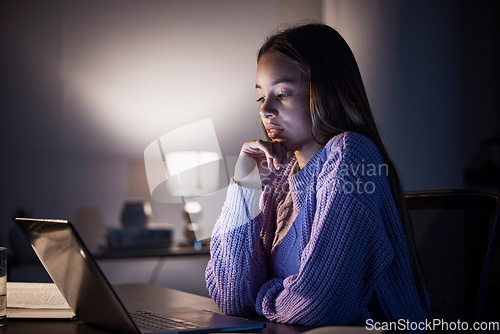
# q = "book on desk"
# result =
<box><xmin>7</xmin><ymin>282</ymin><xmax>75</xmax><ymax>319</ymax></box>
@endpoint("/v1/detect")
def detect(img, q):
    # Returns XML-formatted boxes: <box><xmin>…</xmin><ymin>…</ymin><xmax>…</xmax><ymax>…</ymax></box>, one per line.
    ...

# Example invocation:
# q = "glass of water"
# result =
<box><xmin>0</xmin><ymin>247</ymin><xmax>6</xmax><ymax>326</ymax></box>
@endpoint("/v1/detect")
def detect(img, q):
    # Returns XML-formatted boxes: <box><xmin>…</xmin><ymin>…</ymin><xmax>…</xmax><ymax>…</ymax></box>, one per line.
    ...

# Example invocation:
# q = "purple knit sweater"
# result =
<box><xmin>205</xmin><ymin>131</ymin><xmax>429</xmax><ymax>326</ymax></box>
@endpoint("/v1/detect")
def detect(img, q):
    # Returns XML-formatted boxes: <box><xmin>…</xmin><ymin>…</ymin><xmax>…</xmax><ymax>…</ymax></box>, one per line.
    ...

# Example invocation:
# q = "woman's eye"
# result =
<box><xmin>277</xmin><ymin>93</ymin><xmax>290</xmax><ymax>99</ymax></box>
<box><xmin>256</xmin><ymin>97</ymin><xmax>266</xmax><ymax>103</ymax></box>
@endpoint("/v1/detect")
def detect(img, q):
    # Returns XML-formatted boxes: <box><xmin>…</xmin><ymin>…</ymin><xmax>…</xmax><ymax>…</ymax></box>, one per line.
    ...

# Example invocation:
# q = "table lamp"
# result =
<box><xmin>144</xmin><ymin>119</ymin><xmax>227</xmax><ymax>245</ymax></box>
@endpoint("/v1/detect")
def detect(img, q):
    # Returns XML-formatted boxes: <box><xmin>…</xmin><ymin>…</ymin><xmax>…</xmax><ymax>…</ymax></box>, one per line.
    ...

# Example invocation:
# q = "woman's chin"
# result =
<box><xmin>271</xmin><ymin>138</ymin><xmax>290</xmax><ymax>147</ymax></box>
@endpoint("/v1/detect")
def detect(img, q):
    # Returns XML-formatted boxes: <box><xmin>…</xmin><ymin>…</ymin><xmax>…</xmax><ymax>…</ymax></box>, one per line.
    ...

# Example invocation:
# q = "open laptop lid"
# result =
<box><xmin>15</xmin><ymin>218</ymin><xmax>139</xmax><ymax>334</ymax></box>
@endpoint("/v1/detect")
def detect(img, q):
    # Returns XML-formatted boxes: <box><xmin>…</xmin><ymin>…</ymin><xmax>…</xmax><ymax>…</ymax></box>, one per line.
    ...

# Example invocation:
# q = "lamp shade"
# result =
<box><xmin>144</xmin><ymin>119</ymin><xmax>226</xmax><ymax>203</ymax></box>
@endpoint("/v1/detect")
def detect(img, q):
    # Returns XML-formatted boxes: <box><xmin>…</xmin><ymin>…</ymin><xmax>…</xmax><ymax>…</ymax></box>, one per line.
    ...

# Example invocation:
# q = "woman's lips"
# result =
<box><xmin>266</xmin><ymin>125</ymin><xmax>284</xmax><ymax>138</ymax></box>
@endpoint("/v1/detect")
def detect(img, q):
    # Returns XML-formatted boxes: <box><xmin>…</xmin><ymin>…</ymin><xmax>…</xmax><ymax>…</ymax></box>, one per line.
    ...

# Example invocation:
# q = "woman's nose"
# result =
<box><xmin>259</xmin><ymin>98</ymin><xmax>278</xmax><ymax>118</ymax></box>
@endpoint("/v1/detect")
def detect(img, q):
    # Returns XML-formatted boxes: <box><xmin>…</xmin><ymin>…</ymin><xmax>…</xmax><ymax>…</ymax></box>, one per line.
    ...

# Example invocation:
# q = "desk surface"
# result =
<box><xmin>0</xmin><ymin>284</ymin><xmax>312</xmax><ymax>334</ymax></box>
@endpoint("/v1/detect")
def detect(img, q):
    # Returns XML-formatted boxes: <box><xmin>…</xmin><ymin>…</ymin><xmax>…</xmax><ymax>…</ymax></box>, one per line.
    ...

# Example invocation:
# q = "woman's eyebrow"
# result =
<box><xmin>255</xmin><ymin>78</ymin><xmax>297</xmax><ymax>89</ymax></box>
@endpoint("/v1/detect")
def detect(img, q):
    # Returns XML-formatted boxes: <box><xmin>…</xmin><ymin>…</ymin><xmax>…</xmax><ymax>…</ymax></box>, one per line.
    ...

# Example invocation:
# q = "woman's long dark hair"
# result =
<box><xmin>258</xmin><ymin>23</ymin><xmax>429</xmax><ymax>313</ymax></box>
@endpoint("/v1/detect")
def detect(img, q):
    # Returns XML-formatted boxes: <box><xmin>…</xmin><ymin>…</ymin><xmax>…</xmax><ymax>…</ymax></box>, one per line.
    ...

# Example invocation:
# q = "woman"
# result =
<box><xmin>205</xmin><ymin>23</ymin><xmax>430</xmax><ymax>327</ymax></box>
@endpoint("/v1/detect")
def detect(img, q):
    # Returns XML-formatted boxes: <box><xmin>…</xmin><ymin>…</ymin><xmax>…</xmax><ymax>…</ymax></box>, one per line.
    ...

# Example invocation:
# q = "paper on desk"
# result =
<box><xmin>7</xmin><ymin>282</ymin><xmax>71</xmax><ymax>309</ymax></box>
<box><xmin>7</xmin><ymin>308</ymin><xmax>76</xmax><ymax>319</ymax></box>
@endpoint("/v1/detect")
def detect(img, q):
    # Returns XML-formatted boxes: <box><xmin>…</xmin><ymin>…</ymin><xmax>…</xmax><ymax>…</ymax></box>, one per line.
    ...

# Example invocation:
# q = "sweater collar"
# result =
<box><xmin>287</xmin><ymin>147</ymin><xmax>326</xmax><ymax>211</ymax></box>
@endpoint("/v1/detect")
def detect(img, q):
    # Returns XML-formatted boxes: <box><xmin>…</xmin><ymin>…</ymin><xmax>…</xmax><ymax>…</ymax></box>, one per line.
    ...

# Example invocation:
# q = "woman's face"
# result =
<box><xmin>256</xmin><ymin>52</ymin><xmax>315</xmax><ymax>152</ymax></box>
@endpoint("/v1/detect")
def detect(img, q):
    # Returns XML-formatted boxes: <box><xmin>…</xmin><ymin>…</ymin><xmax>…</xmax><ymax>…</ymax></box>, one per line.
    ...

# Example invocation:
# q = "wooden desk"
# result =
<box><xmin>0</xmin><ymin>284</ymin><xmax>312</xmax><ymax>334</ymax></box>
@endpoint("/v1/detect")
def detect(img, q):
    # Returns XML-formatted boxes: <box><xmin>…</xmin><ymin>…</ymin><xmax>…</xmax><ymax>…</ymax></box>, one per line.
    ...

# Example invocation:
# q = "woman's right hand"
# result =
<box><xmin>233</xmin><ymin>140</ymin><xmax>293</xmax><ymax>189</ymax></box>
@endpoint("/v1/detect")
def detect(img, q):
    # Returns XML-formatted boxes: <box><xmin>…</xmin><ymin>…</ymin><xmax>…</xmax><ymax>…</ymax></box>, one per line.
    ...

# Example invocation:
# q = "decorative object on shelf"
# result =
<box><xmin>120</xmin><ymin>202</ymin><xmax>152</xmax><ymax>228</ymax></box>
<box><xmin>107</xmin><ymin>227</ymin><xmax>172</xmax><ymax>250</ymax></box>
<box><xmin>107</xmin><ymin>201</ymin><xmax>172</xmax><ymax>250</ymax></box>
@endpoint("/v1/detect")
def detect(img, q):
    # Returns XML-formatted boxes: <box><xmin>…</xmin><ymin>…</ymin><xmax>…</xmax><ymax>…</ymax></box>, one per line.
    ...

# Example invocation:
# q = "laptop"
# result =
<box><xmin>15</xmin><ymin>218</ymin><xmax>265</xmax><ymax>334</ymax></box>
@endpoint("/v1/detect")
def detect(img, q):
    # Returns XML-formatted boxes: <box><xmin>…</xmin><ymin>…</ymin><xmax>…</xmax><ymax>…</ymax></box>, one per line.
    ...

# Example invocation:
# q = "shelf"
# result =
<box><xmin>95</xmin><ymin>245</ymin><xmax>210</xmax><ymax>259</ymax></box>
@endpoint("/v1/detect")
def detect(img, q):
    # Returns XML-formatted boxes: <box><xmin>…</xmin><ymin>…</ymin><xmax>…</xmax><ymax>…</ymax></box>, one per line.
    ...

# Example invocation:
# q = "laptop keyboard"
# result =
<box><xmin>130</xmin><ymin>310</ymin><xmax>203</xmax><ymax>332</ymax></box>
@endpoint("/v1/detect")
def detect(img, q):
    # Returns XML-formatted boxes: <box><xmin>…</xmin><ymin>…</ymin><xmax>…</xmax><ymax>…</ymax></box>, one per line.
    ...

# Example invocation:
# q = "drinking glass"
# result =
<box><xmin>0</xmin><ymin>246</ymin><xmax>7</xmax><ymax>326</ymax></box>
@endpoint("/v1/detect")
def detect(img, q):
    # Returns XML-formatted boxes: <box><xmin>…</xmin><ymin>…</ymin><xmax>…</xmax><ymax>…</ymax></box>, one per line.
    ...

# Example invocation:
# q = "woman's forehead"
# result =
<box><xmin>256</xmin><ymin>53</ymin><xmax>307</xmax><ymax>88</ymax></box>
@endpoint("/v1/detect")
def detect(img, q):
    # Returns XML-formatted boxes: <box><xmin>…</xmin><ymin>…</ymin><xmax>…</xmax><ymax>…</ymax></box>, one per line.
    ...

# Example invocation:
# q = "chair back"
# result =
<box><xmin>405</xmin><ymin>190</ymin><xmax>500</xmax><ymax>322</ymax></box>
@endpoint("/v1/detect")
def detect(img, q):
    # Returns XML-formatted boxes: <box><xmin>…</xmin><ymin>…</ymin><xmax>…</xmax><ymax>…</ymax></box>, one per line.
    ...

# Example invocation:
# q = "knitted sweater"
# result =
<box><xmin>205</xmin><ymin>131</ymin><xmax>429</xmax><ymax>327</ymax></box>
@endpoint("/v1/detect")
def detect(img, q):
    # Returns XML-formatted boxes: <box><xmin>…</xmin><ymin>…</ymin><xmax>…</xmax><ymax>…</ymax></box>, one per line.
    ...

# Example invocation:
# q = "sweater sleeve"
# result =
<box><xmin>255</xmin><ymin>179</ymin><xmax>395</xmax><ymax>326</ymax></box>
<box><xmin>205</xmin><ymin>181</ymin><xmax>269</xmax><ymax>316</ymax></box>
